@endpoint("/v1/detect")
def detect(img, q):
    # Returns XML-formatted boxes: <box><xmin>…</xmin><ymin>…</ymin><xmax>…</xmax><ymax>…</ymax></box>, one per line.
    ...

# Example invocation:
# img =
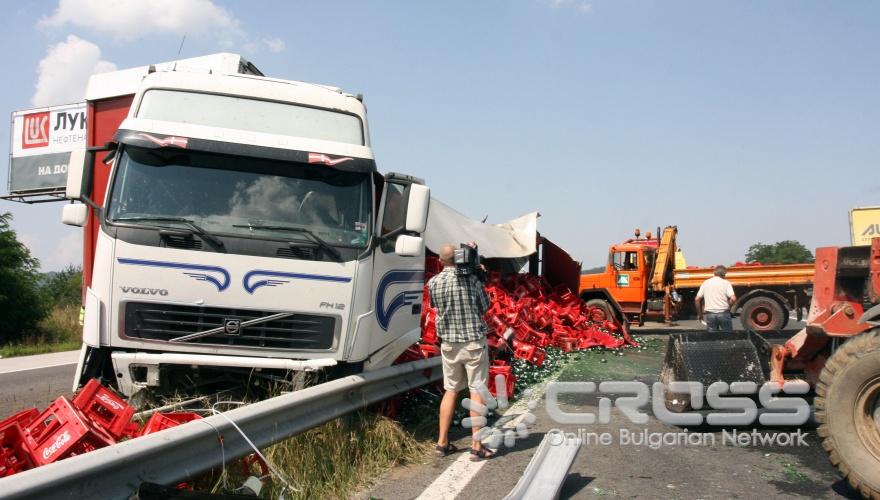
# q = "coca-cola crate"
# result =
<box><xmin>0</xmin><ymin>408</ymin><xmax>40</xmax><ymax>432</ymax></box>
<box><xmin>0</xmin><ymin>423</ymin><xmax>33</xmax><ymax>477</ymax></box>
<box><xmin>513</xmin><ymin>343</ymin><xmax>546</xmax><ymax>367</ymax></box>
<box><xmin>139</xmin><ymin>412</ymin><xmax>202</xmax><ymax>436</ymax></box>
<box><xmin>487</xmin><ymin>361</ymin><xmax>516</xmax><ymax>398</ymax></box>
<box><xmin>22</xmin><ymin>397</ymin><xmax>115</xmax><ymax>466</ymax></box>
<box><xmin>72</xmin><ymin>379</ymin><xmax>135</xmax><ymax>439</ymax></box>
<box><xmin>553</xmin><ymin>336</ymin><xmax>577</xmax><ymax>352</ymax></box>
<box><xmin>419</xmin><ymin>343</ymin><xmax>440</xmax><ymax>359</ymax></box>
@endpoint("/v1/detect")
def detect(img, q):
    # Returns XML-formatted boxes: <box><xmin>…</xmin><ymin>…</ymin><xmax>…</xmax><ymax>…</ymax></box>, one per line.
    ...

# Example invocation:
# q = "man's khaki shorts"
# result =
<box><xmin>440</xmin><ymin>339</ymin><xmax>489</xmax><ymax>392</ymax></box>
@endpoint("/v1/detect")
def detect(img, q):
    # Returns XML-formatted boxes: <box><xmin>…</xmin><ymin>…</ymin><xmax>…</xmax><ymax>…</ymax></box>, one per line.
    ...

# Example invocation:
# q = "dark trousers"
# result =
<box><xmin>705</xmin><ymin>311</ymin><xmax>733</xmax><ymax>332</ymax></box>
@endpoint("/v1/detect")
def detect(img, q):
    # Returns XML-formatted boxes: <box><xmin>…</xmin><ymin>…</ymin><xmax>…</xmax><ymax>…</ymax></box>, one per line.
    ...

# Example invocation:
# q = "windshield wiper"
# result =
<box><xmin>232</xmin><ymin>224</ymin><xmax>342</xmax><ymax>261</ymax></box>
<box><xmin>113</xmin><ymin>216</ymin><xmax>225</xmax><ymax>249</ymax></box>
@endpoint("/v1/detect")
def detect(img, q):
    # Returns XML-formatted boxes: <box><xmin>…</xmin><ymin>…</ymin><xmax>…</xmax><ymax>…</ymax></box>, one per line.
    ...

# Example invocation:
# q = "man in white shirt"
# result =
<box><xmin>695</xmin><ymin>265</ymin><xmax>736</xmax><ymax>332</ymax></box>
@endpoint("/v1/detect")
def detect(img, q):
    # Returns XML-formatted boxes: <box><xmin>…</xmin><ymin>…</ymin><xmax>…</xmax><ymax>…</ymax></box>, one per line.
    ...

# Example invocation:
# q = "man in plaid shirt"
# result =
<box><xmin>428</xmin><ymin>243</ymin><xmax>495</xmax><ymax>461</ymax></box>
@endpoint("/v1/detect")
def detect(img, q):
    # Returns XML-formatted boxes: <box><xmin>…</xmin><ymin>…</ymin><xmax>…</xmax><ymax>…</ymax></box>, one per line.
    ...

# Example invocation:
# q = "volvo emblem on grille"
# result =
<box><xmin>223</xmin><ymin>319</ymin><xmax>242</xmax><ymax>335</ymax></box>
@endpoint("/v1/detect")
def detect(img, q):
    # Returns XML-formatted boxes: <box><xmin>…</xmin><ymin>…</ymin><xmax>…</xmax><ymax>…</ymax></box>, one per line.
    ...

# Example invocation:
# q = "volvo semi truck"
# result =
<box><xmin>61</xmin><ymin>54</ymin><xmax>431</xmax><ymax>397</ymax></box>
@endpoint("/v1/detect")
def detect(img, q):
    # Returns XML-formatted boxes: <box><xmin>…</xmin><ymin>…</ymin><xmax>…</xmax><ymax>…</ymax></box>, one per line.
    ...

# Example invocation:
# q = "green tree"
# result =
<box><xmin>0</xmin><ymin>212</ymin><xmax>47</xmax><ymax>343</ymax></box>
<box><xmin>745</xmin><ymin>240</ymin><xmax>814</xmax><ymax>264</ymax></box>
<box><xmin>42</xmin><ymin>265</ymin><xmax>83</xmax><ymax>307</ymax></box>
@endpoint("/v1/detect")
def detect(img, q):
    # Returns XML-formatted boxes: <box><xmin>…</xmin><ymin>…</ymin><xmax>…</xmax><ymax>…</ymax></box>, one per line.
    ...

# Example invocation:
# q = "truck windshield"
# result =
<box><xmin>106</xmin><ymin>145</ymin><xmax>372</xmax><ymax>248</ymax></box>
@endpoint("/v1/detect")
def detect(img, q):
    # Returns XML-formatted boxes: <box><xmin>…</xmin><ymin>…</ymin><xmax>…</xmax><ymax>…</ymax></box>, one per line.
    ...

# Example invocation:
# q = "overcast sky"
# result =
<box><xmin>1</xmin><ymin>0</ymin><xmax>878</xmax><ymax>271</ymax></box>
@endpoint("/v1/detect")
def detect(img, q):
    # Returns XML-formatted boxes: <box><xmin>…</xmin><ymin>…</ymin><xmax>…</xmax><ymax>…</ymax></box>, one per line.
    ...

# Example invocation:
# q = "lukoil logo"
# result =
<box><xmin>22</xmin><ymin>111</ymin><xmax>50</xmax><ymax>149</ymax></box>
<box><xmin>42</xmin><ymin>430</ymin><xmax>71</xmax><ymax>460</ymax></box>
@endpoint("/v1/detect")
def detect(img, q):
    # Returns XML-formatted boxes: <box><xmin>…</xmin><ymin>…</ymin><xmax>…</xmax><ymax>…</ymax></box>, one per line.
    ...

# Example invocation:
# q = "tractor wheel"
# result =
<box><xmin>815</xmin><ymin>329</ymin><xmax>880</xmax><ymax>499</ymax></box>
<box><xmin>740</xmin><ymin>296</ymin><xmax>784</xmax><ymax>332</ymax></box>
<box><xmin>585</xmin><ymin>299</ymin><xmax>614</xmax><ymax>322</ymax></box>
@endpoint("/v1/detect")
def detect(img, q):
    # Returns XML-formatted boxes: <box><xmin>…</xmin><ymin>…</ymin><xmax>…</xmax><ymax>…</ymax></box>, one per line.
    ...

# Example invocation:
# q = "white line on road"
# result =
<box><xmin>0</xmin><ymin>361</ymin><xmax>77</xmax><ymax>375</ymax></box>
<box><xmin>416</xmin><ymin>375</ymin><xmax>558</xmax><ymax>500</ymax></box>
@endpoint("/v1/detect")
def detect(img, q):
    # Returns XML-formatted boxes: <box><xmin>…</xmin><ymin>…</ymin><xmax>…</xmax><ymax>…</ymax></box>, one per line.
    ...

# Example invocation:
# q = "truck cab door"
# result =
<box><xmin>366</xmin><ymin>173</ymin><xmax>429</xmax><ymax>363</ymax></box>
<box><xmin>612</xmin><ymin>251</ymin><xmax>644</xmax><ymax>309</ymax></box>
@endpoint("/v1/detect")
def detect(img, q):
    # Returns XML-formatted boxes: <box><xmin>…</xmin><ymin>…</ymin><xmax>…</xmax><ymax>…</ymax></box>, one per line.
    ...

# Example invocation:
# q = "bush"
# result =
<box><xmin>0</xmin><ymin>212</ymin><xmax>47</xmax><ymax>344</ymax></box>
<box><xmin>38</xmin><ymin>305</ymin><xmax>82</xmax><ymax>344</ymax></box>
<box><xmin>42</xmin><ymin>265</ymin><xmax>83</xmax><ymax>307</ymax></box>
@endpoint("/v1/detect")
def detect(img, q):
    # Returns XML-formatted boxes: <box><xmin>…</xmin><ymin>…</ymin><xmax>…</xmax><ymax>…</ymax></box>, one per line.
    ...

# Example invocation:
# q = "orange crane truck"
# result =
<box><xmin>579</xmin><ymin>226</ymin><xmax>814</xmax><ymax>331</ymax></box>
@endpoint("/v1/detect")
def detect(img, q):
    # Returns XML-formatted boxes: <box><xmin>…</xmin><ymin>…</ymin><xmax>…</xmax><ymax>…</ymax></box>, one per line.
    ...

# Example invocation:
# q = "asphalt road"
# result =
<box><xmin>360</xmin><ymin>319</ymin><xmax>861</xmax><ymax>500</ymax></box>
<box><xmin>0</xmin><ymin>350</ymin><xmax>79</xmax><ymax>420</ymax></box>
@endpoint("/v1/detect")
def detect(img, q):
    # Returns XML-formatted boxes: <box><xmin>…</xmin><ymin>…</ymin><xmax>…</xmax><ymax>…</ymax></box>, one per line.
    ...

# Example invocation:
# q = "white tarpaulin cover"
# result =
<box><xmin>425</xmin><ymin>199</ymin><xmax>538</xmax><ymax>258</ymax></box>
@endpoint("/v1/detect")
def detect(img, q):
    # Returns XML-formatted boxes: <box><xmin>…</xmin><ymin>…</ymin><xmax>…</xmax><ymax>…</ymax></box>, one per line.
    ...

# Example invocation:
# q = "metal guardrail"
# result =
<box><xmin>0</xmin><ymin>357</ymin><xmax>442</xmax><ymax>500</ymax></box>
<box><xmin>503</xmin><ymin>430</ymin><xmax>582</xmax><ymax>500</ymax></box>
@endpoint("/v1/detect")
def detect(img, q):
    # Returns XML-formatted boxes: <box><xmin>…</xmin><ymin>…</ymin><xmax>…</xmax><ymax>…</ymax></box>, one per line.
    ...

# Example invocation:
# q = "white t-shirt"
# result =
<box><xmin>696</xmin><ymin>276</ymin><xmax>735</xmax><ymax>313</ymax></box>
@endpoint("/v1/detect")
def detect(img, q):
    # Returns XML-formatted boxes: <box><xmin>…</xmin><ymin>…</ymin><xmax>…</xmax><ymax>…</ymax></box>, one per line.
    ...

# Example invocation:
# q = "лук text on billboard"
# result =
<box><xmin>9</xmin><ymin>102</ymin><xmax>86</xmax><ymax>196</ymax></box>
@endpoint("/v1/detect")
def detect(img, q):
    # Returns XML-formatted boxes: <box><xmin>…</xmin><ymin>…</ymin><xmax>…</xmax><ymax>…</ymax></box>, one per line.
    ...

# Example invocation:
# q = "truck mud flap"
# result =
<box><xmin>660</xmin><ymin>331</ymin><xmax>772</xmax><ymax>411</ymax></box>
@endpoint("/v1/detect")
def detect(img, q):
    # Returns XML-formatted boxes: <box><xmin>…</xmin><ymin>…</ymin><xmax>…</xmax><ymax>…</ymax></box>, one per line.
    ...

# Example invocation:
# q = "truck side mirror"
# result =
<box><xmin>395</xmin><ymin>234</ymin><xmax>424</xmax><ymax>257</ymax></box>
<box><xmin>62</xmin><ymin>203</ymin><xmax>88</xmax><ymax>227</ymax></box>
<box><xmin>404</xmin><ymin>184</ymin><xmax>430</xmax><ymax>233</ymax></box>
<box><xmin>65</xmin><ymin>149</ymin><xmax>89</xmax><ymax>201</ymax></box>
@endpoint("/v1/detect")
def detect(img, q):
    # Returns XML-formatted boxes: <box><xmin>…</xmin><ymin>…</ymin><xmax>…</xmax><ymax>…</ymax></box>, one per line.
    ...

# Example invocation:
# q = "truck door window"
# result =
<box><xmin>379</xmin><ymin>182</ymin><xmax>407</xmax><ymax>252</ymax></box>
<box><xmin>613</xmin><ymin>251</ymin><xmax>639</xmax><ymax>271</ymax></box>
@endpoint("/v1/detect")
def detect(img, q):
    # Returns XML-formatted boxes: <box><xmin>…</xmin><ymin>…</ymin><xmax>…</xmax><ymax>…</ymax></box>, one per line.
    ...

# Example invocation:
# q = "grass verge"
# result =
<box><xmin>0</xmin><ymin>305</ymin><xmax>81</xmax><ymax>358</ymax></box>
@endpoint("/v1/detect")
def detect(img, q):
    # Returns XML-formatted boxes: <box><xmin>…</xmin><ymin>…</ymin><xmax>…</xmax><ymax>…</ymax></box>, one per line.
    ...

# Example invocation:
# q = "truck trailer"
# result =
<box><xmin>60</xmin><ymin>54</ymin><xmax>431</xmax><ymax>397</ymax></box>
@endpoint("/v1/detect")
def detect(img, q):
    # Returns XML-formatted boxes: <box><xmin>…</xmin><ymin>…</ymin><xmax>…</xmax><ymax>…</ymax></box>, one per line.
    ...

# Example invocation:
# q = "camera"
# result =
<box><xmin>453</xmin><ymin>243</ymin><xmax>484</xmax><ymax>280</ymax></box>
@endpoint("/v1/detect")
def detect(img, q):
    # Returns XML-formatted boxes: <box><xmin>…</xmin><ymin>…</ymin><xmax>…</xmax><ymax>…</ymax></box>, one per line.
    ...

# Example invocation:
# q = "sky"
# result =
<box><xmin>0</xmin><ymin>0</ymin><xmax>877</xmax><ymax>271</ymax></box>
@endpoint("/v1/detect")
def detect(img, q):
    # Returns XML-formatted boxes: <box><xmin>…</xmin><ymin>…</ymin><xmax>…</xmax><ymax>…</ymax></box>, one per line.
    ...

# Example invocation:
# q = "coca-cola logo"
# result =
<box><xmin>42</xmin><ymin>430</ymin><xmax>71</xmax><ymax>460</ymax></box>
<box><xmin>97</xmin><ymin>393</ymin><xmax>123</xmax><ymax>411</ymax></box>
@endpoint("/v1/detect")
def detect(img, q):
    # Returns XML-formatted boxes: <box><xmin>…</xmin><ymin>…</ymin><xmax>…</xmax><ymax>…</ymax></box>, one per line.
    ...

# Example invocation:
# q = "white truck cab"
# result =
<box><xmin>64</xmin><ymin>59</ymin><xmax>430</xmax><ymax>396</ymax></box>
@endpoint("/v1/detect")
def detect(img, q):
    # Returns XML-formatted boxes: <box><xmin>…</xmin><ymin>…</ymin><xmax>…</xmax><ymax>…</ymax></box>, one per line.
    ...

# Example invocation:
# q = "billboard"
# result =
<box><xmin>850</xmin><ymin>206</ymin><xmax>880</xmax><ymax>246</ymax></box>
<box><xmin>8</xmin><ymin>102</ymin><xmax>86</xmax><ymax>196</ymax></box>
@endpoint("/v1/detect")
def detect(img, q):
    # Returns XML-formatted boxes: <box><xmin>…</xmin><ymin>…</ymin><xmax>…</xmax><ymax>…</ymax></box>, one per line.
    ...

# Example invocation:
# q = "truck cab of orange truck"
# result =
<box><xmin>579</xmin><ymin>229</ymin><xmax>663</xmax><ymax>325</ymax></box>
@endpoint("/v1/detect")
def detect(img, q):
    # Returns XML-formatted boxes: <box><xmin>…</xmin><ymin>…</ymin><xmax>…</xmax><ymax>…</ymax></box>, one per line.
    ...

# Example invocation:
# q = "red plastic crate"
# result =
<box><xmin>553</xmin><ymin>337</ymin><xmax>577</xmax><ymax>352</ymax></box>
<box><xmin>139</xmin><ymin>412</ymin><xmax>202</xmax><ymax>436</ymax></box>
<box><xmin>0</xmin><ymin>423</ymin><xmax>34</xmax><ymax>477</ymax></box>
<box><xmin>488</xmin><ymin>361</ymin><xmax>516</xmax><ymax>398</ymax></box>
<box><xmin>72</xmin><ymin>379</ymin><xmax>135</xmax><ymax>439</ymax></box>
<box><xmin>23</xmin><ymin>397</ymin><xmax>116</xmax><ymax>466</ymax></box>
<box><xmin>513</xmin><ymin>343</ymin><xmax>546</xmax><ymax>367</ymax></box>
<box><xmin>419</xmin><ymin>343</ymin><xmax>440</xmax><ymax>359</ymax></box>
<box><xmin>0</xmin><ymin>408</ymin><xmax>40</xmax><ymax>433</ymax></box>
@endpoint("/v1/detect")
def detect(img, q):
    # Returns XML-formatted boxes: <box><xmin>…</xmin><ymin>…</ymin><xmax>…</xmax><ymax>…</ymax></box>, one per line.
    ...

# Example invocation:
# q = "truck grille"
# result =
<box><xmin>123</xmin><ymin>302</ymin><xmax>335</xmax><ymax>350</ymax></box>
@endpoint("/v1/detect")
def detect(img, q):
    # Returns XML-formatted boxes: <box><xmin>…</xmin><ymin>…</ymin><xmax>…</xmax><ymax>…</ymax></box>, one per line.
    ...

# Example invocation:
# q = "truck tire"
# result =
<box><xmin>740</xmin><ymin>296</ymin><xmax>784</xmax><ymax>332</ymax></box>
<box><xmin>585</xmin><ymin>299</ymin><xmax>613</xmax><ymax>322</ymax></box>
<box><xmin>815</xmin><ymin>329</ymin><xmax>880</xmax><ymax>500</ymax></box>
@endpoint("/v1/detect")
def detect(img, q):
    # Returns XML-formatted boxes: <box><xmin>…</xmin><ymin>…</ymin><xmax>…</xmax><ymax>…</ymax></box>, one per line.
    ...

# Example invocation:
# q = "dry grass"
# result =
<box><xmin>259</xmin><ymin>411</ymin><xmax>428</xmax><ymax>499</ymax></box>
<box><xmin>150</xmin><ymin>375</ymin><xmax>429</xmax><ymax>498</ymax></box>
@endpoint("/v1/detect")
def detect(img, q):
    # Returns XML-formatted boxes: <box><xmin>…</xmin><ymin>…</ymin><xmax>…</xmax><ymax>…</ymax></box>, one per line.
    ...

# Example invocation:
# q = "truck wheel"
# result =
<box><xmin>585</xmin><ymin>299</ymin><xmax>613</xmax><ymax>322</ymax></box>
<box><xmin>740</xmin><ymin>296</ymin><xmax>784</xmax><ymax>332</ymax></box>
<box><xmin>815</xmin><ymin>329</ymin><xmax>880</xmax><ymax>500</ymax></box>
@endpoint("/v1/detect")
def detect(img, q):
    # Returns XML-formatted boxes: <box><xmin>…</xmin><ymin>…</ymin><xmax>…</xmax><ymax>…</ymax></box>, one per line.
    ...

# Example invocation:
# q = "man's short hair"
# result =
<box><xmin>714</xmin><ymin>265</ymin><xmax>727</xmax><ymax>277</ymax></box>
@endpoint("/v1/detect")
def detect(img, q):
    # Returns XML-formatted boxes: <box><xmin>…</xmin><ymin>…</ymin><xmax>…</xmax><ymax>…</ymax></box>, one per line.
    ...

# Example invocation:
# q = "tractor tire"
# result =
<box><xmin>740</xmin><ymin>296</ymin><xmax>785</xmax><ymax>333</ymax></box>
<box><xmin>815</xmin><ymin>329</ymin><xmax>880</xmax><ymax>500</ymax></box>
<box><xmin>585</xmin><ymin>299</ymin><xmax>614</xmax><ymax>322</ymax></box>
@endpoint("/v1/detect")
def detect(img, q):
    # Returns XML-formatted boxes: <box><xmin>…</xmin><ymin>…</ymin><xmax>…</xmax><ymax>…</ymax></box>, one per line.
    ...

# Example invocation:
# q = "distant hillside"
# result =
<box><xmin>581</xmin><ymin>266</ymin><xmax>605</xmax><ymax>274</ymax></box>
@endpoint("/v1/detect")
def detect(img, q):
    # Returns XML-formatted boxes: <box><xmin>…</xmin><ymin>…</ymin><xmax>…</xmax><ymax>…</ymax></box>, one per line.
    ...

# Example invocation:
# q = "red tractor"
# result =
<box><xmin>664</xmin><ymin>238</ymin><xmax>880</xmax><ymax>498</ymax></box>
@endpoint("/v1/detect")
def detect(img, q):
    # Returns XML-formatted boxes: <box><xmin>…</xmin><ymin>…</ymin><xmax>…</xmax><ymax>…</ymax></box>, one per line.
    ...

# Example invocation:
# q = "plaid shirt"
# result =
<box><xmin>427</xmin><ymin>267</ymin><xmax>491</xmax><ymax>343</ymax></box>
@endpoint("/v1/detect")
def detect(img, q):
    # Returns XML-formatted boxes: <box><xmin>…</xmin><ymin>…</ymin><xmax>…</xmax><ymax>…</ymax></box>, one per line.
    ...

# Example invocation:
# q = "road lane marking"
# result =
<box><xmin>0</xmin><ymin>361</ymin><xmax>77</xmax><ymax>375</ymax></box>
<box><xmin>416</xmin><ymin>374</ymin><xmax>558</xmax><ymax>500</ymax></box>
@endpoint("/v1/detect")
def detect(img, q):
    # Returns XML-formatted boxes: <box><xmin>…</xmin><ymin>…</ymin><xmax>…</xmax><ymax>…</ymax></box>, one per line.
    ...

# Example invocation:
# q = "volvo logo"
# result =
<box><xmin>120</xmin><ymin>286</ymin><xmax>168</xmax><ymax>296</ymax></box>
<box><xmin>224</xmin><ymin>319</ymin><xmax>242</xmax><ymax>335</ymax></box>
